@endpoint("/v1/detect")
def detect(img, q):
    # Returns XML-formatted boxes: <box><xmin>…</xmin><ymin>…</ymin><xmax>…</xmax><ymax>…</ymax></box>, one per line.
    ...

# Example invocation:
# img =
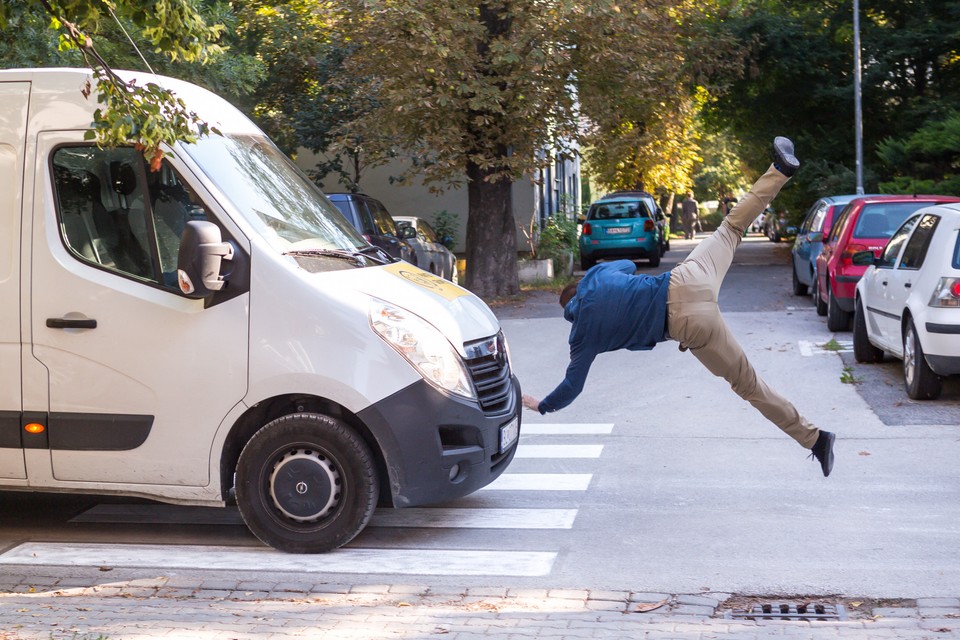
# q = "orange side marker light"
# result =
<box><xmin>24</xmin><ymin>423</ymin><xmax>45</xmax><ymax>434</ymax></box>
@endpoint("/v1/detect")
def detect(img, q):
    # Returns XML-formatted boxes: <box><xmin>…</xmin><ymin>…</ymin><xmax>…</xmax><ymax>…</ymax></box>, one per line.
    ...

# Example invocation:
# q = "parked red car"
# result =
<box><xmin>815</xmin><ymin>194</ymin><xmax>960</xmax><ymax>331</ymax></box>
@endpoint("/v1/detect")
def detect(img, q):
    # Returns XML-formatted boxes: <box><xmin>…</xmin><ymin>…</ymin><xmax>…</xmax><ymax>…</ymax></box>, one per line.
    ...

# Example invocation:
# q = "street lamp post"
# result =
<box><xmin>853</xmin><ymin>0</ymin><xmax>864</xmax><ymax>194</ymax></box>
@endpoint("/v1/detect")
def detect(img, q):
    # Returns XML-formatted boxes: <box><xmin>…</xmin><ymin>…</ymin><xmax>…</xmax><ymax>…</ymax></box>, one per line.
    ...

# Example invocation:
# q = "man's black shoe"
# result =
<box><xmin>809</xmin><ymin>430</ymin><xmax>835</xmax><ymax>477</ymax></box>
<box><xmin>773</xmin><ymin>136</ymin><xmax>800</xmax><ymax>177</ymax></box>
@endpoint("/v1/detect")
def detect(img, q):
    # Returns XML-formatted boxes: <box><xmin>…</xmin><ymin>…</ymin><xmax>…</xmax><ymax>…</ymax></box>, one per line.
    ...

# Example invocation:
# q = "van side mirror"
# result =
<box><xmin>177</xmin><ymin>220</ymin><xmax>233</xmax><ymax>298</ymax></box>
<box><xmin>808</xmin><ymin>231</ymin><xmax>824</xmax><ymax>243</ymax></box>
<box><xmin>399</xmin><ymin>225</ymin><xmax>417</xmax><ymax>239</ymax></box>
<box><xmin>851</xmin><ymin>250</ymin><xmax>876</xmax><ymax>266</ymax></box>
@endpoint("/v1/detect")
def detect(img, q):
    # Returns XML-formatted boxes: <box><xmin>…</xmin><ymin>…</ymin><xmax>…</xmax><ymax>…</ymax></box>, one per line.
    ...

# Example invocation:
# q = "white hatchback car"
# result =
<box><xmin>853</xmin><ymin>204</ymin><xmax>960</xmax><ymax>399</ymax></box>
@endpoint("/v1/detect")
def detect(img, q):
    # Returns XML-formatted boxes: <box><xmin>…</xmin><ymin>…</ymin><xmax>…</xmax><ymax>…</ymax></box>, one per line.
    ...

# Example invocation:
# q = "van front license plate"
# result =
<box><xmin>499</xmin><ymin>418</ymin><xmax>519</xmax><ymax>453</ymax></box>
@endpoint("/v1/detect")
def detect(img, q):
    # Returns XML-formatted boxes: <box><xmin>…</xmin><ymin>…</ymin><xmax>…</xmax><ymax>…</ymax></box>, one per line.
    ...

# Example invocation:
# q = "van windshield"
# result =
<box><xmin>183</xmin><ymin>134</ymin><xmax>366</xmax><ymax>253</ymax></box>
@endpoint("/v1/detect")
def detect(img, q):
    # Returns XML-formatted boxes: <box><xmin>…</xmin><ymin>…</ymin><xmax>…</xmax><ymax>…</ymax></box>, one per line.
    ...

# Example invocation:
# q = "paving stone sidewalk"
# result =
<box><xmin>2</xmin><ymin>576</ymin><xmax>960</xmax><ymax>639</ymax></box>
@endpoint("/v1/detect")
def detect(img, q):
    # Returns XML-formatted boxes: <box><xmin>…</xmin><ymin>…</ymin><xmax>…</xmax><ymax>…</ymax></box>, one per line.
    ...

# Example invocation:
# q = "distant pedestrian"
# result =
<box><xmin>681</xmin><ymin>192</ymin><xmax>699</xmax><ymax>239</ymax></box>
<box><xmin>522</xmin><ymin>137</ymin><xmax>835</xmax><ymax>477</ymax></box>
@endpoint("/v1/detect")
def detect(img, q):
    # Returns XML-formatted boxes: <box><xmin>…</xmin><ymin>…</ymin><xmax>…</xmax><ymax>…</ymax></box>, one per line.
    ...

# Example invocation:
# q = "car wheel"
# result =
<box><xmin>235</xmin><ymin>413</ymin><xmax>379</xmax><ymax>553</ymax></box>
<box><xmin>792</xmin><ymin>263</ymin><xmax>808</xmax><ymax>296</ymax></box>
<box><xmin>903</xmin><ymin>320</ymin><xmax>943</xmax><ymax>400</ymax></box>
<box><xmin>813</xmin><ymin>276</ymin><xmax>827</xmax><ymax>316</ymax></box>
<box><xmin>853</xmin><ymin>299</ymin><xmax>883</xmax><ymax>363</ymax></box>
<box><xmin>826</xmin><ymin>283</ymin><xmax>851</xmax><ymax>331</ymax></box>
<box><xmin>580</xmin><ymin>255</ymin><xmax>595</xmax><ymax>271</ymax></box>
<box><xmin>648</xmin><ymin>251</ymin><xmax>661</xmax><ymax>268</ymax></box>
<box><xmin>665</xmin><ymin>238</ymin><xmax>671</xmax><ymax>251</ymax></box>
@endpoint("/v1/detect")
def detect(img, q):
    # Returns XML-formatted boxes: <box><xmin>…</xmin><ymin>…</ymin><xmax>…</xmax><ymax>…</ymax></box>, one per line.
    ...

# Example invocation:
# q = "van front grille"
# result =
<box><xmin>464</xmin><ymin>333</ymin><xmax>513</xmax><ymax>416</ymax></box>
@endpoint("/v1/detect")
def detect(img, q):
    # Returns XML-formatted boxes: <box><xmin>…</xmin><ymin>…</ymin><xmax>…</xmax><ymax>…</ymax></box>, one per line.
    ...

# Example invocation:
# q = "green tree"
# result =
<box><xmin>703</xmin><ymin>0</ymin><xmax>960</xmax><ymax>221</ymax></box>
<box><xmin>321</xmin><ymin>0</ymin><xmax>737</xmax><ymax>298</ymax></box>
<box><xmin>0</xmin><ymin>0</ymin><xmax>231</xmax><ymax>168</ymax></box>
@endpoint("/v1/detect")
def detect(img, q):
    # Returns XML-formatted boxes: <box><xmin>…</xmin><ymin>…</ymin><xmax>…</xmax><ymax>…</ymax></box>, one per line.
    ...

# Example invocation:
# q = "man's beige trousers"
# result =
<box><xmin>666</xmin><ymin>165</ymin><xmax>820</xmax><ymax>449</ymax></box>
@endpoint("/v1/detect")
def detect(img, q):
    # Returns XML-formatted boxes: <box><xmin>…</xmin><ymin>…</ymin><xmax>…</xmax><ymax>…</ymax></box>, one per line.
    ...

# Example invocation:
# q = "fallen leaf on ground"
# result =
<box><xmin>859</xmin><ymin>451</ymin><xmax>871</xmax><ymax>456</ymax></box>
<box><xmin>635</xmin><ymin>598</ymin><xmax>669</xmax><ymax>613</ymax></box>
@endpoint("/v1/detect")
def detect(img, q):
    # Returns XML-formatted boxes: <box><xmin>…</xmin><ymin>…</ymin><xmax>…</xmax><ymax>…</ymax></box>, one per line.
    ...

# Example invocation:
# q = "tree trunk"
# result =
<box><xmin>464</xmin><ymin>160</ymin><xmax>520</xmax><ymax>299</ymax></box>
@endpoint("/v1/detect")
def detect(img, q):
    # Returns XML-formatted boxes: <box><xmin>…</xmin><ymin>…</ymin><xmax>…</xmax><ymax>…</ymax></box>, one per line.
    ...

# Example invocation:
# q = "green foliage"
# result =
<box><xmin>876</xmin><ymin>111</ymin><xmax>960</xmax><ymax>195</ymax></box>
<box><xmin>0</xmin><ymin>0</ymin><xmax>228</xmax><ymax>167</ymax></box>
<box><xmin>431</xmin><ymin>210</ymin><xmax>460</xmax><ymax>250</ymax></box>
<box><xmin>840</xmin><ymin>366</ymin><xmax>861</xmax><ymax>385</ymax></box>
<box><xmin>535</xmin><ymin>215</ymin><xmax>579</xmax><ymax>266</ymax></box>
<box><xmin>703</xmin><ymin>0</ymin><xmax>960</xmax><ymax>217</ymax></box>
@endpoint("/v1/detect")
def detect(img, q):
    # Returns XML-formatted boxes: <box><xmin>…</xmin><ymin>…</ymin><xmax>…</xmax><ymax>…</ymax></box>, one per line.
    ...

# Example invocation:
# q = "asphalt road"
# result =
<box><xmin>1</xmin><ymin>233</ymin><xmax>958</xmax><ymax>600</ymax></box>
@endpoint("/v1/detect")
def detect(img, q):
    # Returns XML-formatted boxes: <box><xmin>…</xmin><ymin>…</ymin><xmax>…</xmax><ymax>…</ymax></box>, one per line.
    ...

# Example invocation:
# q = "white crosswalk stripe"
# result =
<box><xmin>798</xmin><ymin>339</ymin><xmax>853</xmax><ymax>356</ymax></box>
<box><xmin>0</xmin><ymin>542</ymin><xmax>557</xmax><ymax>577</ymax></box>
<box><xmin>2</xmin><ymin>422</ymin><xmax>613</xmax><ymax>578</ymax></box>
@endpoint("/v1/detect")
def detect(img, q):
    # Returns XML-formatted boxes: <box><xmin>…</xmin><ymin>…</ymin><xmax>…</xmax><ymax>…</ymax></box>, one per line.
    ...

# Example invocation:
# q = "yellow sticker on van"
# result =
<box><xmin>383</xmin><ymin>262</ymin><xmax>468</xmax><ymax>301</ymax></box>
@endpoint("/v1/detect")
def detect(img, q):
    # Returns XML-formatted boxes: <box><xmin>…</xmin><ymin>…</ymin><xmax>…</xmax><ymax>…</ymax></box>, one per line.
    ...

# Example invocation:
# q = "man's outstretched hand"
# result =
<box><xmin>522</xmin><ymin>394</ymin><xmax>541</xmax><ymax>412</ymax></box>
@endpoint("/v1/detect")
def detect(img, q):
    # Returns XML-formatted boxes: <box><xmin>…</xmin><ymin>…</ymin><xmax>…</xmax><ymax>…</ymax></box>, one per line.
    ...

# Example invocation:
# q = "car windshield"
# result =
<box><xmin>183</xmin><ymin>134</ymin><xmax>366</xmax><ymax>253</ymax></box>
<box><xmin>589</xmin><ymin>200</ymin><xmax>650</xmax><ymax>220</ymax></box>
<box><xmin>853</xmin><ymin>202</ymin><xmax>937</xmax><ymax>239</ymax></box>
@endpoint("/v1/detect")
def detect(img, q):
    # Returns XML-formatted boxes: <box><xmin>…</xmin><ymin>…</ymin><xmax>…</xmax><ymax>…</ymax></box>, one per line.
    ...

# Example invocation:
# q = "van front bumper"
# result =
<box><xmin>356</xmin><ymin>377</ymin><xmax>521</xmax><ymax>507</ymax></box>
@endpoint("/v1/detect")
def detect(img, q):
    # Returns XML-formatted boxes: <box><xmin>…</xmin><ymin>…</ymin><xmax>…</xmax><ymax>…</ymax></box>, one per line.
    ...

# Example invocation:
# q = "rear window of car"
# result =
<box><xmin>953</xmin><ymin>229</ymin><xmax>960</xmax><ymax>269</ymax></box>
<box><xmin>589</xmin><ymin>200</ymin><xmax>651</xmax><ymax>220</ymax></box>
<box><xmin>853</xmin><ymin>202</ymin><xmax>937</xmax><ymax>239</ymax></box>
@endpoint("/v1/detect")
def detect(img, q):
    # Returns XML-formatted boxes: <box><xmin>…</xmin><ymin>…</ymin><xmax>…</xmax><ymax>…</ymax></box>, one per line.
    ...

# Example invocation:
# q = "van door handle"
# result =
<box><xmin>46</xmin><ymin>317</ymin><xmax>97</xmax><ymax>329</ymax></box>
<box><xmin>904</xmin><ymin>282</ymin><xmax>912</xmax><ymax>289</ymax></box>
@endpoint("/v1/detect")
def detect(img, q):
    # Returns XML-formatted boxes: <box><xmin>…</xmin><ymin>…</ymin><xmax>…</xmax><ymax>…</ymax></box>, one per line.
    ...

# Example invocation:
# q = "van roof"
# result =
<box><xmin>0</xmin><ymin>67</ymin><xmax>258</xmax><ymax>137</ymax></box>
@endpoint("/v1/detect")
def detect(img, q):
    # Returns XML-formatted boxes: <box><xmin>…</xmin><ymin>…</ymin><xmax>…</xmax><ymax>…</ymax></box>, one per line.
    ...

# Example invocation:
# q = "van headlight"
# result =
<box><xmin>369</xmin><ymin>299</ymin><xmax>476</xmax><ymax>400</ymax></box>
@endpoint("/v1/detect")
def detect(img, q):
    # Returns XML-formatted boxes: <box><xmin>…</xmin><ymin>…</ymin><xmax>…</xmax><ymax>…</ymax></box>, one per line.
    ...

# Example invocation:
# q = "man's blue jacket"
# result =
<box><xmin>538</xmin><ymin>260</ymin><xmax>671</xmax><ymax>414</ymax></box>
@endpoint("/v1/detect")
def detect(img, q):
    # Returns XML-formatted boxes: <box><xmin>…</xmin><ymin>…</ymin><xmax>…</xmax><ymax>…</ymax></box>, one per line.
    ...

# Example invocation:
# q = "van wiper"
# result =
<box><xmin>284</xmin><ymin>248</ymin><xmax>391</xmax><ymax>266</ymax></box>
<box><xmin>356</xmin><ymin>245</ymin><xmax>395</xmax><ymax>264</ymax></box>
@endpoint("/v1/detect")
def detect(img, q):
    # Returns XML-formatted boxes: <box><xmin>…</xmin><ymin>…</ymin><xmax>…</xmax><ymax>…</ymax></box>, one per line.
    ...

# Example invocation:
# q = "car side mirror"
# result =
<box><xmin>808</xmin><ymin>231</ymin><xmax>824</xmax><ymax>243</ymax></box>
<box><xmin>177</xmin><ymin>220</ymin><xmax>233</xmax><ymax>298</ymax></box>
<box><xmin>851</xmin><ymin>250</ymin><xmax>876</xmax><ymax>267</ymax></box>
<box><xmin>399</xmin><ymin>225</ymin><xmax>417</xmax><ymax>239</ymax></box>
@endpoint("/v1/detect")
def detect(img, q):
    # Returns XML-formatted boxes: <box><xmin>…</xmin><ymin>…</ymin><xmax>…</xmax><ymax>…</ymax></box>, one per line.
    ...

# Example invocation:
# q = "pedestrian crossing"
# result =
<box><xmin>0</xmin><ymin>421</ymin><xmax>612</xmax><ymax>578</ymax></box>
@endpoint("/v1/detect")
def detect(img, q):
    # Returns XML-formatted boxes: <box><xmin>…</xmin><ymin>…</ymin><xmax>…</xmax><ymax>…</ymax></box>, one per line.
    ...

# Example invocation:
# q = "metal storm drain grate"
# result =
<box><xmin>725</xmin><ymin>602</ymin><xmax>847</xmax><ymax>621</ymax></box>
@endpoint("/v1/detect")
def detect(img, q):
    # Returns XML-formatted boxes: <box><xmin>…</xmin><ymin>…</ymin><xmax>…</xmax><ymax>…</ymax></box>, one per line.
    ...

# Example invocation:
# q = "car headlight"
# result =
<box><xmin>369</xmin><ymin>299</ymin><xmax>476</xmax><ymax>400</ymax></box>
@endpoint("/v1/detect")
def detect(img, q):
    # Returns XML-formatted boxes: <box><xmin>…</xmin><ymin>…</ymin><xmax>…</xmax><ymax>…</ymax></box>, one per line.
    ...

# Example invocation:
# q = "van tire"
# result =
<box><xmin>235</xmin><ymin>413</ymin><xmax>379</xmax><ymax>553</ymax></box>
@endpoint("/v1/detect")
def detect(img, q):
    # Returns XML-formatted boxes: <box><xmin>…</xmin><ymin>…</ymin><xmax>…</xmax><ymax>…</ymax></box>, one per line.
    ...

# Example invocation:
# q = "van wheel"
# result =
<box><xmin>853</xmin><ymin>299</ymin><xmax>883</xmax><ymax>363</ymax></box>
<box><xmin>235</xmin><ymin>413</ymin><xmax>378</xmax><ymax>553</ymax></box>
<box><xmin>903</xmin><ymin>320</ymin><xmax>942</xmax><ymax>400</ymax></box>
<box><xmin>826</xmin><ymin>284</ymin><xmax>851</xmax><ymax>331</ymax></box>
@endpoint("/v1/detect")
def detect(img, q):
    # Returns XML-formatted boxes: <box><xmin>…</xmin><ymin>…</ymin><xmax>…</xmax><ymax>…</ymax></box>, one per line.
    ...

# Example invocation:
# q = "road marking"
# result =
<box><xmin>799</xmin><ymin>339</ymin><xmax>852</xmax><ymax>356</ymax></box>
<box><xmin>71</xmin><ymin>505</ymin><xmax>578</xmax><ymax>529</ymax></box>
<box><xmin>480</xmin><ymin>473</ymin><xmax>593</xmax><ymax>491</ymax></box>
<box><xmin>370</xmin><ymin>508</ymin><xmax>577</xmax><ymax>529</ymax></box>
<box><xmin>521</xmin><ymin>423</ymin><xmax>614</xmax><ymax>435</ymax></box>
<box><xmin>0</xmin><ymin>542</ymin><xmax>557</xmax><ymax>577</ymax></box>
<box><xmin>515</xmin><ymin>444</ymin><xmax>603</xmax><ymax>458</ymax></box>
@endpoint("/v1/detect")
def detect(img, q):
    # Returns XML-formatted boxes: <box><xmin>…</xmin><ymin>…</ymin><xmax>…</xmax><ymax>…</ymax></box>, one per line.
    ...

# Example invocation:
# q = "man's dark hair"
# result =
<box><xmin>559</xmin><ymin>279</ymin><xmax>580</xmax><ymax>309</ymax></box>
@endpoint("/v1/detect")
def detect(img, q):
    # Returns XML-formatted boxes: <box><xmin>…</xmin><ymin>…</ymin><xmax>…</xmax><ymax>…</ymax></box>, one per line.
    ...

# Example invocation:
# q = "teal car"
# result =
<box><xmin>579</xmin><ymin>195</ymin><xmax>662</xmax><ymax>270</ymax></box>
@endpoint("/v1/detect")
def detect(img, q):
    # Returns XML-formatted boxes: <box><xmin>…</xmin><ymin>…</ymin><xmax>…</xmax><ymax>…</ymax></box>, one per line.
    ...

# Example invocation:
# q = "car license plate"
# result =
<box><xmin>499</xmin><ymin>417</ymin><xmax>519</xmax><ymax>453</ymax></box>
<box><xmin>607</xmin><ymin>226</ymin><xmax>631</xmax><ymax>235</ymax></box>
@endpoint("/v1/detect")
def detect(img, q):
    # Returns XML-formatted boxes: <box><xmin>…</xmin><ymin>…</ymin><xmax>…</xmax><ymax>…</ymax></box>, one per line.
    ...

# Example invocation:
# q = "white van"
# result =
<box><xmin>0</xmin><ymin>68</ymin><xmax>521</xmax><ymax>553</ymax></box>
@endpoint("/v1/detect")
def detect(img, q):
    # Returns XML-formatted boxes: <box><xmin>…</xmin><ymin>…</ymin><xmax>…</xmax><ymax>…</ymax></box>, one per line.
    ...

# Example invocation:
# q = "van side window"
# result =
<box><xmin>52</xmin><ymin>146</ymin><xmax>209</xmax><ymax>289</ymax></box>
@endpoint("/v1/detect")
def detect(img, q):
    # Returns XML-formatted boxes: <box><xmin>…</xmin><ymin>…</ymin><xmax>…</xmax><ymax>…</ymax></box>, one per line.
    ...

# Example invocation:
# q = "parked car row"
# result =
<box><xmin>791</xmin><ymin>193</ymin><xmax>960</xmax><ymax>399</ymax></box>
<box><xmin>327</xmin><ymin>192</ymin><xmax>458</xmax><ymax>282</ymax></box>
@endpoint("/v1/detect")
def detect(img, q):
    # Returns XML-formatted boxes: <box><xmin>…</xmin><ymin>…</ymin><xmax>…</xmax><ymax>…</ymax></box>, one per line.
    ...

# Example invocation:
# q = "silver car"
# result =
<box><xmin>394</xmin><ymin>215</ymin><xmax>458</xmax><ymax>282</ymax></box>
